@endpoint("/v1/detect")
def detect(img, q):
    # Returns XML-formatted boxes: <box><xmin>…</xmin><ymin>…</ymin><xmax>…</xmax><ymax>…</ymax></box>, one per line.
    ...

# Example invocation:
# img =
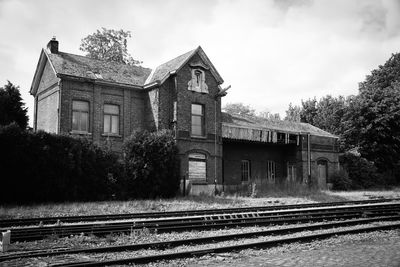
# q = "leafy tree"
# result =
<box><xmin>344</xmin><ymin>82</ymin><xmax>400</xmax><ymax>171</ymax></box>
<box><xmin>300</xmin><ymin>97</ymin><xmax>317</xmax><ymax>125</ymax></box>
<box><xmin>284</xmin><ymin>103</ymin><xmax>301</xmax><ymax>122</ymax></box>
<box><xmin>344</xmin><ymin>52</ymin><xmax>400</xmax><ymax>174</ymax></box>
<box><xmin>0</xmin><ymin>81</ymin><xmax>28</xmax><ymax>129</ymax></box>
<box><xmin>314</xmin><ymin>95</ymin><xmax>348</xmax><ymax>135</ymax></box>
<box><xmin>299</xmin><ymin>95</ymin><xmax>348</xmax><ymax>135</ymax></box>
<box><xmin>223</xmin><ymin>102</ymin><xmax>256</xmax><ymax>117</ymax></box>
<box><xmin>80</xmin><ymin>28</ymin><xmax>141</xmax><ymax>65</ymax></box>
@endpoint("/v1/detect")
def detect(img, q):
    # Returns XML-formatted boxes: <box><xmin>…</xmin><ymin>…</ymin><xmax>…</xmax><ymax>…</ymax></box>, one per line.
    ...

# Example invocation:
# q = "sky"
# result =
<box><xmin>1</xmin><ymin>0</ymin><xmax>400</xmax><ymax>125</ymax></box>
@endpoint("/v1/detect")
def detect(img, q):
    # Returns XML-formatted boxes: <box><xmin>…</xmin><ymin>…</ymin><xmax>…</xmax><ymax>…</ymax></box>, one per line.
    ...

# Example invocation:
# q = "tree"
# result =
<box><xmin>300</xmin><ymin>97</ymin><xmax>317</xmax><ymax>125</ymax></box>
<box><xmin>344</xmin><ymin>52</ymin><xmax>400</xmax><ymax>173</ymax></box>
<box><xmin>0</xmin><ymin>81</ymin><xmax>28</xmax><ymax>129</ymax></box>
<box><xmin>80</xmin><ymin>28</ymin><xmax>141</xmax><ymax>65</ymax></box>
<box><xmin>223</xmin><ymin>102</ymin><xmax>256</xmax><ymax>117</ymax></box>
<box><xmin>299</xmin><ymin>95</ymin><xmax>348</xmax><ymax>135</ymax></box>
<box><xmin>284</xmin><ymin>103</ymin><xmax>301</xmax><ymax>122</ymax></box>
<box><xmin>314</xmin><ymin>95</ymin><xmax>348</xmax><ymax>135</ymax></box>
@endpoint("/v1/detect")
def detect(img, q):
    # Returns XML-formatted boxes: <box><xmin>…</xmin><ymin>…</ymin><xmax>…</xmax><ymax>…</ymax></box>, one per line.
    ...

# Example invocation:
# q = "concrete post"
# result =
<box><xmin>1</xmin><ymin>230</ymin><xmax>11</xmax><ymax>252</ymax></box>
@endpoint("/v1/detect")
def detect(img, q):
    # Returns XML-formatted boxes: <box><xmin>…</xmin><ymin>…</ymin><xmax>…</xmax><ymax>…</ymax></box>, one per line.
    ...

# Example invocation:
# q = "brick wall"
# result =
<box><xmin>223</xmin><ymin>141</ymin><xmax>298</xmax><ymax>186</ymax></box>
<box><xmin>173</xmin><ymin>53</ymin><xmax>223</xmax><ymax>187</ymax></box>
<box><xmin>59</xmin><ymin>79</ymin><xmax>147</xmax><ymax>152</ymax></box>
<box><xmin>299</xmin><ymin>134</ymin><xmax>340</xmax><ymax>189</ymax></box>
<box><xmin>35</xmin><ymin>60</ymin><xmax>60</xmax><ymax>132</ymax></box>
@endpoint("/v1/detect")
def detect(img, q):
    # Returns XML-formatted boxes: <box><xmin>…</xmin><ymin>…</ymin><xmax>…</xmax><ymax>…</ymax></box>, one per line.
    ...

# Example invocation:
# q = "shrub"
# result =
<box><xmin>123</xmin><ymin>130</ymin><xmax>180</xmax><ymax>198</ymax></box>
<box><xmin>339</xmin><ymin>152</ymin><xmax>385</xmax><ymax>189</ymax></box>
<box><xmin>330</xmin><ymin>170</ymin><xmax>352</xmax><ymax>191</ymax></box>
<box><xmin>0</xmin><ymin>123</ymin><xmax>123</xmax><ymax>203</ymax></box>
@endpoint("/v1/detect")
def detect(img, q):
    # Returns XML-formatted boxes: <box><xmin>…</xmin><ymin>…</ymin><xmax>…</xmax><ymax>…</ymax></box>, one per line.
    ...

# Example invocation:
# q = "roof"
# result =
<box><xmin>47</xmin><ymin>51</ymin><xmax>152</xmax><ymax>86</ymax></box>
<box><xmin>146</xmin><ymin>46</ymin><xmax>224</xmax><ymax>85</ymax></box>
<box><xmin>222</xmin><ymin>112</ymin><xmax>338</xmax><ymax>138</ymax></box>
<box><xmin>31</xmin><ymin>45</ymin><xmax>223</xmax><ymax>95</ymax></box>
<box><xmin>146</xmin><ymin>49</ymin><xmax>196</xmax><ymax>84</ymax></box>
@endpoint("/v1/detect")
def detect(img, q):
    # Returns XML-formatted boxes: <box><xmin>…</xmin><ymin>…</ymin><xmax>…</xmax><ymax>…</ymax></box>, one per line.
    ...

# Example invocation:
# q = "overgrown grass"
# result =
<box><xmin>254</xmin><ymin>182</ymin><xmax>348</xmax><ymax>202</ymax></box>
<box><xmin>1</xmin><ymin>187</ymin><xmax>399</xmax><ymax>219</ymax></box>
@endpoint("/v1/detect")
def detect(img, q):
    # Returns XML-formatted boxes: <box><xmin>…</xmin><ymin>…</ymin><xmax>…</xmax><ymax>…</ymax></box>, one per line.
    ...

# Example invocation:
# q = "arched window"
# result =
<box><xmin>188</xmin><ymin>153</ymin><xmax>207</xmax><ymax>182</ymax></box>
<box><xmin>195</xmin><ymin>70</ymin><xmax>202</xmax><ymax>87</ymax></box>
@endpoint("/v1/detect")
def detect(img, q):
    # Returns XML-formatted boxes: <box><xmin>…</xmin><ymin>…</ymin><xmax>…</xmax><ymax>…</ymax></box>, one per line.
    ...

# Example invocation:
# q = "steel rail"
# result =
<box><xmin>48</xmin><ymin>222</ymin><xmax>400</xmax><ymax>267</ymax></box>
<box><xmin>5</xmin><ymin>204</ymin><xmax>400</xmax><ymax>241</ymax></box>
<box><xmin>1</xmin><ymin>198</ymin><xmax>398</xmax><ymax>228</ymax></box>
<box><xmin>1</xmin><ymin>215</ymin><xmax>399</xmax><ymax>263</ymax></box>
<box><xmin>5</xmin><ymin>202</ymin><xmax>400</xmax><ymax>232</ymax></box>
<box><xmin>6</xmin><ymin>205</ymin><xmax>400</xmax><ymax>242</ymax></box>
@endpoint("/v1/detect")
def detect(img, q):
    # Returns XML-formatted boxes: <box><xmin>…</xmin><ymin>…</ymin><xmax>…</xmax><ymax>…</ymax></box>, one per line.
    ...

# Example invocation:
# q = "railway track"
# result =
<box><xmin>53</xmin><ymin>222</ymin><xmax>400</xmax><ymax>267</ymax></box>
<box><xmin>1</xmin><ymin>198</ymin><xmax>398</xmax><ymax>228</ymax></box>
<box><xmin>1</xmin><ymin>216</ymin><xmax>399</xmax><ymax>266</ymax></box>
<box><xmin>3</xmin><ymin>202</ymin><xmax>400</xmax><ymax>242</ymax></box>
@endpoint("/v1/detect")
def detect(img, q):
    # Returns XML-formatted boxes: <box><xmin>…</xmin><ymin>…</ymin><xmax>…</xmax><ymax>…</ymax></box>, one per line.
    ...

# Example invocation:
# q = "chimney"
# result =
<box><xmin>47</xmin><ymin>37</ymin><xmax>59</xmax><ymax>54</ymax></box>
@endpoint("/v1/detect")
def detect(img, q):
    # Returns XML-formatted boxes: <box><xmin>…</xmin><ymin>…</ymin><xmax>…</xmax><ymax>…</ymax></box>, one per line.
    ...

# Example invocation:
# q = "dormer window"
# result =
<box><xmin>188</xmin><ymin>69</ymin><xmax>208</xmax><ymax>93</ymax></box>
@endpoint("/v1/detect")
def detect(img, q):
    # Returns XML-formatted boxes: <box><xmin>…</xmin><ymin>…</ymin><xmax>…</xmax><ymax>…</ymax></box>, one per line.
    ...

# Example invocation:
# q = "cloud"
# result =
<box><xmin>1</xmin><ymin>0</ymin><xmax>400</xmax><ymax>123</ymax></box>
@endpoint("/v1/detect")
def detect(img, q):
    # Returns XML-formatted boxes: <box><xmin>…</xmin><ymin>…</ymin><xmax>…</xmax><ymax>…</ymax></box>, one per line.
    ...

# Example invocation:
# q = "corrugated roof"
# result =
<box><xmin>146</xmin><ymin>49</ymin><xmax>196</xmax><ymax>84</ymax></box>
<box><xmin>222</xmin><ymin>112</ymin><xmax>337</xmax><ymax>138</ymax></box>
<box><xmin>46</xmin><ymin>51</ymin><xmax>152</xmax><ymax>86</ymax></box>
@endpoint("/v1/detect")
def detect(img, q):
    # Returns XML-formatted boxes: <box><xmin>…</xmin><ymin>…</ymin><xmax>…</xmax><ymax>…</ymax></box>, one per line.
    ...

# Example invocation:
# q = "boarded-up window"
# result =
<box><xmin>188</xmin><ymin>153</ymin><xmax>206</xmax><ymax>182</ymax></box>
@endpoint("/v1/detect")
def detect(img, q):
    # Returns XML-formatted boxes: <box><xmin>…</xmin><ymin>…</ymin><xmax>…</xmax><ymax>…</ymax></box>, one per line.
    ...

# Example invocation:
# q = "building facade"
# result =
<box><xmin>31</xmin><ymin>38</ymin><xmax>339</xmax><ymax>195</ymax></box>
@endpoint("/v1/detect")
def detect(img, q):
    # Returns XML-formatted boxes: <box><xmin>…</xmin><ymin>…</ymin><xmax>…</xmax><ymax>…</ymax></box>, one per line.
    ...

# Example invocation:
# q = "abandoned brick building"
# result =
<box><xmin>31</xmin><ymin>38</ymin><xmax>339</xmax><ymax>195</ymax></box>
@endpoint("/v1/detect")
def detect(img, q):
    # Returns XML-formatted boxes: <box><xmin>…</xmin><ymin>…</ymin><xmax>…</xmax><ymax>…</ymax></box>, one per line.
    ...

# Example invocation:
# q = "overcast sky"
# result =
<box><xmin>1</xmin><ymin>0</ymin><xmax>400</xmax><ymax>125</ymax></box>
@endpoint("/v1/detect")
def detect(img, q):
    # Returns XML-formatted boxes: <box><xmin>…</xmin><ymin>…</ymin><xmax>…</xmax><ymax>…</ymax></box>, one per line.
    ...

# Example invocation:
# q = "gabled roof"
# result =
<box><xmin>31</xmin><ymin>46</ymin><xmax>224</xmax><ymax>95</ymax></box>
<box><xmin>30</xmin><ymin>48</ymin><xmax>152</xmax><ymax>95</ymax></box>
<box><xmin>145</xmin><ymin>46</ymin><xmax>224</xmax><ymax>85</ymax></box>
<box><xmin>47</xmin><ymin>51</ymin><xmax>152</xmax><ymax>86</ymax></box>
<box><xmin>222</xmin><ymin>112</ymin><xmax>338</xmax><ymax>138</ymax></box>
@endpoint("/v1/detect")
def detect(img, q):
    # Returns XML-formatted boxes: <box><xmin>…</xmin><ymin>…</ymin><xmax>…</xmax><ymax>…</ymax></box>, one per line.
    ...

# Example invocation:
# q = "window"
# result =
<box><xmin>72</xmin><ymin>100</ymin><xmax>89</xmax><ymax>132</ymax></box>
<box><xmin>188</xmin><ymin>153</ymin><xmax>207</xmax><ymax>182</ymax></box>
<box><xmin>103</xmin><ymin>104</ymin><xmax>119</xmax><ymax>134</ymax></box>
<box><xmin>195</xmin><ymin>70</ymin><xmax>202</xmax><ymax>87</ymax></box>
<box><xmin>287</xmin><ymin>163</ymin><xmax>296</xmax><ymax>182</ymax></box>
<box><xmin>191</xmin><ymin>104</ymin><xmax>204</xmax><ymax>136</ymax></box>
<box><xmin>267</xmin><ymin>161</ymin><xmax>276</xmax><ymax>183</ymax></box>
<box><xmin>241</xmin><ymin>160</ymin><xmax>250</xmax><ymax>182</ymax></box>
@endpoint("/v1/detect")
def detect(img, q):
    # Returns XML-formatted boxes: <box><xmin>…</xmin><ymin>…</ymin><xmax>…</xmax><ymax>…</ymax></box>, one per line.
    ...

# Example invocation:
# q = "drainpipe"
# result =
<box><xmin>213</xmin><ymin>85</ymin><xmax>230</xmax><ymax>195</ymax></box>
<box><xmin>214</xmin><ymin>98</ymin><xmax>217</xmax><ymax>195</ymax></box>
<box><xmin>57</xmin><ymin>80</ymin><xmax>62</xmax><ymax>134</ymax></box>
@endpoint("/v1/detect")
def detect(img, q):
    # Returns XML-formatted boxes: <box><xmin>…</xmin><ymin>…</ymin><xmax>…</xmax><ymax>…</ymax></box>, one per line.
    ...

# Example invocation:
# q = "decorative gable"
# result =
<box><xmin>188</xmin><ymin>68</ymin><xmax>208</xmax><ymax>93</ymax></box>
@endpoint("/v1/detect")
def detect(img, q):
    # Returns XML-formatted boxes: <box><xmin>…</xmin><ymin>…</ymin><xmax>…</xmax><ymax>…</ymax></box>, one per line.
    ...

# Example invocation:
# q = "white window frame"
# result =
<box><xmin>191</xmin><ymin>103</ymin><xmax>205</xmax><ymax>137</ymax></box>
<box><xmin>103</xmin><ymin>104</ymin><xmax>120</xmax><ymax>135</ymax></box>
<box><xmin>72</xmin><ymin>100</ymin><xmax>89</xmax><ymax>133</ymax></box>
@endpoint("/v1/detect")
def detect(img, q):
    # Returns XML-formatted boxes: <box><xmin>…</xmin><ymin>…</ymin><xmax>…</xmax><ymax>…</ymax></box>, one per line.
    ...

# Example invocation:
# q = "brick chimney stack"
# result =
<box><xmin>47</xmin><ymin>37</ymin><xmax>59</xmax><ymax>54</ymax></box>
